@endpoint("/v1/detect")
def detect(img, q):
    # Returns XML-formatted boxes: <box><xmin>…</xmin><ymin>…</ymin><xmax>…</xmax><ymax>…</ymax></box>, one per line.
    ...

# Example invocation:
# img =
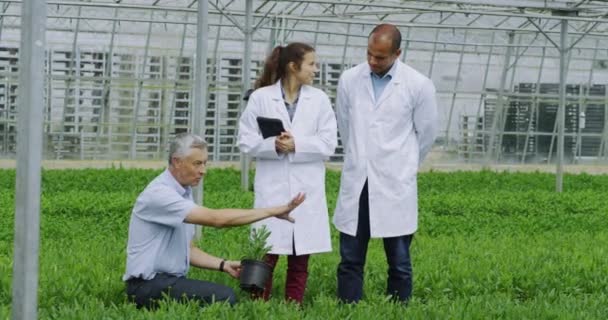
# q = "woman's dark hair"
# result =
<box><xmin>254</xmin><ymin>42</ymin><xmax>315</xmax><ymax>89</ymax></box>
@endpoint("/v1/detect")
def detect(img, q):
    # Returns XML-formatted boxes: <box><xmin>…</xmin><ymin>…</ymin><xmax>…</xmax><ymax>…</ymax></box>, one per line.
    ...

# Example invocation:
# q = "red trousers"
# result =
<box><xmin>256</xmin><ymin>253</ymin><xmax>310</xmax><ymax>304</ymax></box>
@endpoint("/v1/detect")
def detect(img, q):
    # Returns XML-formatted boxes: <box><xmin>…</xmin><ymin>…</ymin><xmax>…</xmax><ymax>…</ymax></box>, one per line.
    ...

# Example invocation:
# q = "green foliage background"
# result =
<box><xmin>1</xmin><ymin>168</ymin><xmax>608</xmax><ymax>319</ymax></box>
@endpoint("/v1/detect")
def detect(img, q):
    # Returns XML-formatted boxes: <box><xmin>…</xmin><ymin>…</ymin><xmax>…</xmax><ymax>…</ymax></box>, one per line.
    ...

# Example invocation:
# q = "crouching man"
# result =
<box><xmin>123</xmin><ymin>133</ymin><xmax>305</xmax><ymax>308</ymax></box>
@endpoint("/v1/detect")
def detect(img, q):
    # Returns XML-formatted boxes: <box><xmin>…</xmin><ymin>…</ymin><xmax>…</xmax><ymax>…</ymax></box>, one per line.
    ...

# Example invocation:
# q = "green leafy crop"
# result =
<box><xmin>241</xmin><ymin>225</ymin><xmax>272</xmax><ymax>261</ymax></box>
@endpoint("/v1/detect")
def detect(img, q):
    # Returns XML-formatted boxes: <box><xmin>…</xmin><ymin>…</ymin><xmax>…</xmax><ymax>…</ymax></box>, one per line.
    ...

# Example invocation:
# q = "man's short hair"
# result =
<box><xmin>369</xmin><ymin>24</ymin><xmax>402</xmax><ymax>53</ymax></box>
<box><xmin>168</xmin><ymin>133</ymin><xmax>207</xmax><ymax>165</ymax></box>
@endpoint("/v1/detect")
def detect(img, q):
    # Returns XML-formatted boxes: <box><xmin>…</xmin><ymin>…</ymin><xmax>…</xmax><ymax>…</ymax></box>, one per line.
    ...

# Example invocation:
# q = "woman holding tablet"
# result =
<box><xmin>237</xmin><ymin>42</ymin><xmax>337</xmax><ymax>305</ymax></box>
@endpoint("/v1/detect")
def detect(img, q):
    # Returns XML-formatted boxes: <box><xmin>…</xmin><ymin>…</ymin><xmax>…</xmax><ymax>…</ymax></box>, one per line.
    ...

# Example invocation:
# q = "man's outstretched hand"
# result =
<box><xmin>274</xmin><ymin>192</ymin><xmax>306</xmax><ymax>223</ymax></box>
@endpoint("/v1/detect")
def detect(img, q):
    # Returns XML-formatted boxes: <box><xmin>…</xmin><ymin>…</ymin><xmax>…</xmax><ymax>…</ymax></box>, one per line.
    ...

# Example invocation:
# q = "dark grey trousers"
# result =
<box><xmin>126</xmin><ymin>273</ymin><xmax>237</xmax><ymax>309</ymax></box>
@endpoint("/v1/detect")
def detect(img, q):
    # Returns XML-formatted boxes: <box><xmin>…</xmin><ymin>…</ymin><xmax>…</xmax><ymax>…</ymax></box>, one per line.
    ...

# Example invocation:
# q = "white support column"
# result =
<box><xmin>240</xmin><ymin>0</ymin><xmax>253</xmax><ymax>191</ymax></box>
<box><xmin>193</xmin><ymin>0</ymin><xmax>209</xmax><ymax>239</ymax></box>
<box><xmin>12</xmin><ymin>0</ymin><xmax>46</xmax><ymax>319</ymax></box>
<box><xmin>556</xmin><ymin>18</ymin><xmax>569</xmax><ymax>193</ymax></box>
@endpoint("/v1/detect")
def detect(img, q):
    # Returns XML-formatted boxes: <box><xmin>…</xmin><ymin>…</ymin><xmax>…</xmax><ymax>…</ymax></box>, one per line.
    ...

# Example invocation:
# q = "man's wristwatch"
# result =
<box><xmin>219</xmin><ymin>259</ymin><xmax>226</xmax><ymax>272</ymax></box>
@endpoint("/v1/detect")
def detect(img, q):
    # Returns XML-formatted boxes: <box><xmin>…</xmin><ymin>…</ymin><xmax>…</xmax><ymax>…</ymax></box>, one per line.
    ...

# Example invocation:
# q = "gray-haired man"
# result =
<box><xmin>123</xmin><ymin>133</ymin><xmax>305</xmax><ymax>308</ymax></box>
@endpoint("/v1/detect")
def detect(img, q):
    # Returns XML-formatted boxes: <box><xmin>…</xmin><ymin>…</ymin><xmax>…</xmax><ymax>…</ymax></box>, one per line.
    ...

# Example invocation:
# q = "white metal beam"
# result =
<box><xmin>193</xmin><ymin>0</ymin><xmax>209</xmax><ymax>239</ymax></box>
<box><xmin>240</xmin><ymin>0</ymin><xmax>253</xmax><ymax>191</ymax></box>
<box><xmin>12</xmin><ymin>0</ymin><xmax>46</xmax><ymax>319</ymax></box>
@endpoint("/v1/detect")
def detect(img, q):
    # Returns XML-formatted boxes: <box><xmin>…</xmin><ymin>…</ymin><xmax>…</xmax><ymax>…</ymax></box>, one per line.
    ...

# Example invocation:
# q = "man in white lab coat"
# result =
<box><xmin>334</xmin><ymin>24</ymin><xmax>438</xmax><ymax>303</ymax></box>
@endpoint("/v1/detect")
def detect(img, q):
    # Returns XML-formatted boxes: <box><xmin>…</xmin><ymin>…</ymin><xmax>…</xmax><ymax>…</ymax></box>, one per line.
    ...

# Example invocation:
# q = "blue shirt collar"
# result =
<box><xmin>371</xmin><ymin>61</ymin><xmax>398</xmax><ymax>79</ymax></box>
<box><xmin>162</xmin><ymin>169</ymin><xmax>191</xmax><ymax>198</ymax></box>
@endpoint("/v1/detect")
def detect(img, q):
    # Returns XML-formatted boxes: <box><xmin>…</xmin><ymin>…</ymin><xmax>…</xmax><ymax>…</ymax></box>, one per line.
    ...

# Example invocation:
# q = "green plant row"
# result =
<box><xmin>2</xmin><ymin>168</ymin><xmax>608</xmax><ymax>195</ymax></box>
<box><xmin>1</xmin><ymin>168</ymin><xmax>607</xmax><ymax>319</ymax></box>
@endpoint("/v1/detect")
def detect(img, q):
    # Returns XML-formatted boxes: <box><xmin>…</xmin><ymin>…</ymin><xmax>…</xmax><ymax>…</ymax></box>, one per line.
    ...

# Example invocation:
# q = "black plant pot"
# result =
<box><xmin>240</xmin><ymin>259</ymin><xmax>272</xmax><ymax>293</ymax></box>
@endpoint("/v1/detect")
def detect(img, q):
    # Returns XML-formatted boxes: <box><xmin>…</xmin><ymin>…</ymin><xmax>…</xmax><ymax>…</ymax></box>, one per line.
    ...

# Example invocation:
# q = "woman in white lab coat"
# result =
<box><xmin>238</xmin><ymin>42</ymin><xmax>337</xmax><ymax>304</ymax></box>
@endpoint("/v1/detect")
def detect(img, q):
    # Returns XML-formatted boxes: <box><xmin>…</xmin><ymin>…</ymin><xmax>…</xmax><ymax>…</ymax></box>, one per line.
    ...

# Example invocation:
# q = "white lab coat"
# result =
<box><xmin>238</xmin><ymin>80</ymin><xmax>337</xmax><ymax>255</ymax></box>
<box><xmin>333</xmin><ymin>61</ymin><xmax>438</xmax><ymax>238</ymax></box>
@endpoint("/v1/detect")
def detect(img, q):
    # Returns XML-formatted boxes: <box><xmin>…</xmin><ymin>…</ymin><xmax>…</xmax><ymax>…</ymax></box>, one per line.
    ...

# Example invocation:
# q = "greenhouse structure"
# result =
<box><xmin>2</xmin><ymin>0</ymin><xmax>608</xmax><ymax>164</ymax></box>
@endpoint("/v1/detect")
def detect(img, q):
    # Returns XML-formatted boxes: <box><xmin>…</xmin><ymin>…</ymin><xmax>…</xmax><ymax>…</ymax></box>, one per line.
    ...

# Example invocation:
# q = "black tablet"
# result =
<box><xmin>256</xmin><ymin>116</ymin><xmax>285</xmax><ymax>138</ymax></box>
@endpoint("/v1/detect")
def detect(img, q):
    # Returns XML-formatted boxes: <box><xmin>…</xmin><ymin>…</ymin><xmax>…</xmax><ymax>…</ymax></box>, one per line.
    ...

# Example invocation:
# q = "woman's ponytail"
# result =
<box><xmin>253</xmin><ymin>43</ymin><xmax>314</xmax><ymax>89</ymax></box>
<box><xmin>254</xmin><ymin>45</ymin><xmax>283</xmax><ymax>89</ymax></box>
